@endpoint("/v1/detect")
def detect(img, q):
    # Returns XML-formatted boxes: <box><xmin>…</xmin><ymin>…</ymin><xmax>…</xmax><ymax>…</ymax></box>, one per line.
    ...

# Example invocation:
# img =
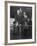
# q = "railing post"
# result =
<box><xmin>19</xmin><ymin>24</ymin><xmax>21</xmax><ymax>39</ymax></box>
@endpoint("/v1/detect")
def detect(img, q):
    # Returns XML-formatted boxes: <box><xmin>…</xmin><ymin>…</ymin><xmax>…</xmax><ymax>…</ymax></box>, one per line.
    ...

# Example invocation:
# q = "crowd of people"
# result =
<box><xmin>10</xmin><ymin>8</ymin><xmax>32</xmax><ymax>40</ymax></box>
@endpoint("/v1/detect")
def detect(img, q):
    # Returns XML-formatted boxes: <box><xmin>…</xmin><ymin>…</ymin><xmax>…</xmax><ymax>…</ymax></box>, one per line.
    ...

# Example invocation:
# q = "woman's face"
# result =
<box><xmin>23</xmin><ymin>12</ymin><xmax>27</xmax><ymax>18</ymax></box>
<box><xmin>17</xmin><ymin>10</ymin><xmax>20</xmax><ymax>15</ymax></box>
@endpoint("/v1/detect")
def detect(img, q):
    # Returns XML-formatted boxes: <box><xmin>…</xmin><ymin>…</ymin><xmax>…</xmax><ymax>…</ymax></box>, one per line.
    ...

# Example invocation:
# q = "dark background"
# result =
<box><xmin>10</xmin><ymin>6</ymin><xmax>32</xmax><ymax>18</ymax></box>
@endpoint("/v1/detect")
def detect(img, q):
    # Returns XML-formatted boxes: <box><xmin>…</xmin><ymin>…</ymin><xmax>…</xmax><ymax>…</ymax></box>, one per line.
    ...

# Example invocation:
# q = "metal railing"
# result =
<box><xmin>10</xmin><ymin>24</ymin><xmax>32</xmax><ymax>39</ymax></box>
